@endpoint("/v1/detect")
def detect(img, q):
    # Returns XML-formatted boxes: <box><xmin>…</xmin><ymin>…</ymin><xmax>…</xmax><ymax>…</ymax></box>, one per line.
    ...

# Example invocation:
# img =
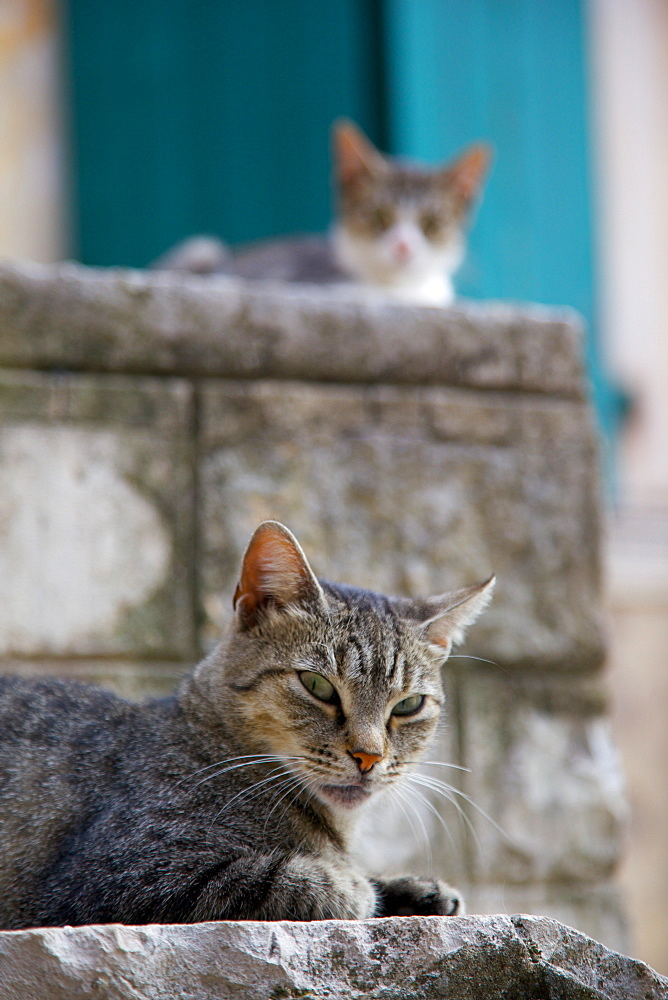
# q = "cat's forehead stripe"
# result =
<box><xmin>352</xmin><ymin>168</ymin><xmax>448</xmax><ymax>203</ymax></box>
<box><xmin>334</xmin><ymin>617</ymin><xmax>408</xmax><ymax>691</ymax></box>
<box><xmin>342</xmin><ymin>636</ymin><xmax>364</xmax><ymax>679</ymax></box>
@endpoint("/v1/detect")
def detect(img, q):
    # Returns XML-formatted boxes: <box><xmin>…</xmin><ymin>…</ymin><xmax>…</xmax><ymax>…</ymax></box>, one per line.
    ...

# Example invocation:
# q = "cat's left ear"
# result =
<box><xmin>398</xmin><ymin>576</ymin><xmax>495</xmax><ymax>659</ymax></box>
<box><xmin>441</xmin><ymin>143</ymin><xmax>493</xmax><ymax>208</ymax></box>
<box><xmin>332</xmin><ymin>119</ymin><xmax>387</xmax><ymax>185</ymax></box>
<box><xmin>233</xmin><ymin>521</ymin><xmax>325</xmax><ymax>628</ymax></box>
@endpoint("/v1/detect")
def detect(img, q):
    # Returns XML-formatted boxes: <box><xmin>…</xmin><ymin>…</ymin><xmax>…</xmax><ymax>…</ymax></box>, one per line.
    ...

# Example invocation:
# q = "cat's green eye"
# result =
<box><xmin>420</xmin><ymin>212</ymin><xmax>443</xmax><ymax>238</ymax></box>
<box><xmin>391</xmin><ymin>694</ymin><xmax>425</xmax><ymax>717</ymax></box>
<box><xmin>369</xmin><ymin>205</ymin><xmax>393</xmax><ymax>232</ymax></box>
<box><xmin>299</xmin><ymin>671</ymin><xmax>338</xmax><ymax>704</ymax></box>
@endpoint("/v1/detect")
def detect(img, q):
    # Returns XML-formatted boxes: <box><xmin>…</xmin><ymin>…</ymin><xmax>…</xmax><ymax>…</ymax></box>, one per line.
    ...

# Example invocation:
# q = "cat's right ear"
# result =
<box><xmin>333</xmin><ymin>120</ymin><xmax>386</xmax><ymax>185</ymax></box>
<box><xmin>233</xmin><ymin>521</ymin><xmax>325</xmax><ymax>629</ymax></box>
<box><xmin>395</xmin><ymin>576</ymin><xmax>495</xmax><ymax>661</ymax></box>
<box><xmin>442</xmin><ymin>142</ymin><xmax>493</xmax><ymax>209</ymax></box>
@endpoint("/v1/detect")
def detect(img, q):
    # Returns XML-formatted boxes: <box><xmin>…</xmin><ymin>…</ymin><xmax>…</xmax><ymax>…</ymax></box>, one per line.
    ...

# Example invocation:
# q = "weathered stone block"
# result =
<box><xmin>0</xmin><ymin>916</ymin><xmax>665</xmax><ymax>1000</ymax></box>
<box><xmin>0</xmin><ymin>371</ymin><xmax>196</xmax><ymax>659</ymax></box>
<box><xmin>199</xmin><ymin>380</ymin><xmax>603</xmax><ymax>670</ymax></box>
<box><xmin>0</xmin><ymin>260</ymin><xmax>586</xmax><ymax>395</ymax></box>
<box><xmin>458</xmin><ymin>672</ymin><xmax>629</xmax><ymax>884</ymax></box>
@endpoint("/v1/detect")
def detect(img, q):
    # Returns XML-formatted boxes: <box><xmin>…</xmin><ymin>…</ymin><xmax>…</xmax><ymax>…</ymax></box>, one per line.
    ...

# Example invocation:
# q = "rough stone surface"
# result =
<box><xmin>199</xmin><ymin>380</ymin><xmax>604</xmax><ymax>670</ymax></box>
<box><xmin>463</xmin><ymin>883</ymin><xmax>631</xmax><ymax>960</ymax></box>
<box><xmin>0</xmin><ymin>370</ymin><xmax>196</xmax><ymax>659</ymax></box>
<box><xmin>459</xmin><ymin>672</ymin><xmax>629</xmax><ymax>885</ymax></box>
<box><xmin>0</xmin><ymin>916</ymin><xmax>664</xmax><ymax>1000</ymax></box>
<box><xmin>0</xmin><ymin>260</ymin><xmax>586</xmax><ymax>394</ymax></box>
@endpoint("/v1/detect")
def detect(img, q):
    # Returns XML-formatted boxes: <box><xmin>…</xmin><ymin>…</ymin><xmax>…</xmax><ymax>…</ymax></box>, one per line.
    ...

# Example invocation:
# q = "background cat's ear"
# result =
<box><xmin>398</xmin><ymin>576</ymin><xmax>495</xmax><ymax>659</ymax></box>
<box><xmin>442</xmin><ymin>143</ymin><xmax>493</xmax><ymax>208</ymax></box>
<box><xmin>233</xmin><ymin>521</ymin><xmax>325</xmax><ymax>627</ymax></box>
<box><xmin>333</xmin><ymin>120</ymin><xmax>386</xmax><ymax>185</ymax></box>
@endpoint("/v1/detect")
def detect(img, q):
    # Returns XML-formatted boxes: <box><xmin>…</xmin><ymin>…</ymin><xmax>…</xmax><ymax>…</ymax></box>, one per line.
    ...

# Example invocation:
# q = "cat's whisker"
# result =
<box><xmin>405</xmin><ymin>773</ymin><xmax>482</xmax><ymax>853</ymax></box>
<box><xmin>259</xmin><ymin>765</ymin><xmax>333</xmax><ymax>837</ymax></box>
<box><xmin>262</xmin><ymin>775</ymin><xmax>306</xmax><ymax>826</ymax></box>
<box><xmin>174</xmin><ymin>753</ymin><xmax>307</xmax><ymax>790</ymax></box>
<box><xmin>207</xmin><ymin>766</ymin><xmax>305</xmax><ymax>831</ymax></box>
<box><xmin>400</xmin><ymin>781</ymin><xmax>458</xmax><ymax>855</ymax></box>
<box><xmin>263</xmin><ymin>772</ymin><xmax>319</xmax><ymax>834</ymax></box>
<box><xmin>211</xmin><ymin>765</ymin><xmax>296</xmax><ymax>817</ymax></box>
<box><xmin>303</xmin><ymin>764</ymin><xmax>349</xmax><ymax>780</ymax></box>
<box><xmin>191</xmin><ymin>755</ymin><xmax>307</xmax><ymax>790</ymax></box>
<box><xmin>448</xmin><ymin>654</ymin><xmax>507</xmax><ymax>672</ymax></box>
<box><xmin>419</xmin><ymin>760</ymin><xmax>472</xmax><ymax>773</ymax></box>
<box><xmin>385</xmin><ymin>784</ymin><xmax>432</xmax><ymax>871</ymax></box>
<box><xmin>406</xmin><ymin>773</ymin><xmax>508</xmax><ymax>860</ymax></box>
<box><xmin>206</xmin><ymin>769</ymin><xmax>302</xmax><ymax>848</ymax></box>
<box><xmin>409</xmin><ymin>773</ymin><xmax>507</xmax><ymax>840</ymax></box>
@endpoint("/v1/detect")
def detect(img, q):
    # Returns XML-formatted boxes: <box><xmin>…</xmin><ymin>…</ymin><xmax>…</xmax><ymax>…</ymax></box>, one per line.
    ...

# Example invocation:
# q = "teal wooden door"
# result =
<box><xmin>381</xmin><ymin>0</ymin><xmax>610</xmax><ymax>431</ymax></box>
<box><xmin>66</xmin><ymin>0</ymin><xmax>615</xmax><ymax>437</ymax></box>
<box><xmin>66</xmin><ymin>0</ymin><xmax>386</xmax><ymax>267</ymax></box>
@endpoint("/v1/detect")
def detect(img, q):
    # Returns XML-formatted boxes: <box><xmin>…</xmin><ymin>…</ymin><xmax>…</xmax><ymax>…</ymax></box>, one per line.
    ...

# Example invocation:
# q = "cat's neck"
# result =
<box><xmin>380</xmin><ymin>272</ymin><xmax>455</xmax><ymax>307</ymax></box>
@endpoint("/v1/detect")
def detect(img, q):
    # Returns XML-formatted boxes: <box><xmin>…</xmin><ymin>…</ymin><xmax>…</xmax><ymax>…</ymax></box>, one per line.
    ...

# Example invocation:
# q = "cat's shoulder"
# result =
<box><xmin>1</xmin><ymin>673</ymin><xmax>127</xmax><ymax>708</ymax></box>
<box><xmin>0</xmin><ymin>674</ymin><xmax>170</xmax><ymax>740</ymax></box>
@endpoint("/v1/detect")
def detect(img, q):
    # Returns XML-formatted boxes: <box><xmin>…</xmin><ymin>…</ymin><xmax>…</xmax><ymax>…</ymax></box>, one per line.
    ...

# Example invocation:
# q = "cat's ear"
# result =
<box><xmin>398</xmin><ymin>576</ymin><xmax>495</xmax><ymax>659</ymax></box>
<box><xmin>333</xmin><ymin>120</ymin><xmax>386</xmax><ymax>185</ymax></box>
<box><xmin>441</xmin><ymin>143</ymin><xmax>492</xmax><ymax>208</ymax></box>
<box><xmin>233</xmin><ymin>521</ymin><xmax>325</xmax><ymax>627</ymax></box>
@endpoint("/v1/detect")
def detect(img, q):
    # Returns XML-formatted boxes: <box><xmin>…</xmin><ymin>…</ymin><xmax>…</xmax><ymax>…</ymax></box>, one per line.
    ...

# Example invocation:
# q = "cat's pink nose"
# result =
<box><xmin>394</xmin><ymin>238</ymin><xmax>412</xmax><ymax>262</ymax></box>
<box><xmin>350</xmin><ymin>750</ymin><xmax>382</xmax><ymax>773</ymax></box>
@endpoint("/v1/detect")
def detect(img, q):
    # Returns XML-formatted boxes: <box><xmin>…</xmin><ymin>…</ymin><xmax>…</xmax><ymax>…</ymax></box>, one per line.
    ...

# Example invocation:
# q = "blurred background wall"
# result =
<box><xmin>0</xmin><ymin>0</ymin><xmax>65</xmax><ymax>261</ymax></box>
<box><xmin>588</xmin><ymin>0</ymin><xmax>668</xmax><ymax>975</ymax></box>
<box><xmin>0</xmin><ymin>0</ymin><xmax>666</xmax><ymax>974</ymax></box>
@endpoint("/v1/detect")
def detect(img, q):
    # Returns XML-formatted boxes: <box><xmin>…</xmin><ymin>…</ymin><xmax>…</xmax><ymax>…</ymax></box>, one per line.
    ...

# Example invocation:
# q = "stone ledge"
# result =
<box><xmin>0</xmin><ymin>260</ymin><xmax>586</xmax><ymax>397</ymax></box>
<box><xmin>0</xmin><ymin>915</ymin><xmax>664</xmax><ymax>999</ymax></box>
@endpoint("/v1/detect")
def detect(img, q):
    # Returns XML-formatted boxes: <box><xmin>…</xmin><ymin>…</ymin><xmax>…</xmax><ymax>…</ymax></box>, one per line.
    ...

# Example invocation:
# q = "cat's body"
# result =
<box><xmin>155</xmin><ymin>122</ymin><xmax>490</xmax><ymax>306</ymax></box>
<box><xmin>0</xmin><ymin>522</ymin><xmax>493</xmax><ymax>929</ymax></box>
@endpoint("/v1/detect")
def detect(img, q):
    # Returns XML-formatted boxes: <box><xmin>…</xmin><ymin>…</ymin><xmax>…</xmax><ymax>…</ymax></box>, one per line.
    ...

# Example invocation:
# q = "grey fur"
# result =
<box><xmin>0</xmin><ymin>521</ymin><xmax>493</xmax><ymax>928</ymax></box>
<box><xmin>153</xmin><ymin>233</ymin><xmax>346</xmax><ymax>284</ymax></box>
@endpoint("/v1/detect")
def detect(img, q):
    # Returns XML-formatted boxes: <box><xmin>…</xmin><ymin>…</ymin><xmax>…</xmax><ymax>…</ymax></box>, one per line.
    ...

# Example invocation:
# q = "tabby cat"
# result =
<box><xmin>156</xmin><ymin>121</ymin><xmax>490</xmax><ymax>306</ymax></box>
<box><xmin>0</xmin><ymin>521</ymin><xmax>494</xmax><ymax>928</ymax></box>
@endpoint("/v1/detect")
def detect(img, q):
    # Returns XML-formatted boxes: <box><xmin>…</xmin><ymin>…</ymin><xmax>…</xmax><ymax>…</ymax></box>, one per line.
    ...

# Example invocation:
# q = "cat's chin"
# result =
<box><xmin>318</xmin><ymin>784</ymin><xmax>374</xmax><ymax>809</ymax></box>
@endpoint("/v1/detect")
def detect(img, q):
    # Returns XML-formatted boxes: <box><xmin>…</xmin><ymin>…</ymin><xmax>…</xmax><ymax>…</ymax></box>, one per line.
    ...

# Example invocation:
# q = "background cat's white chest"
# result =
<box><xmin>333</xmin><ymin>223</ymin><xmax>456</xmax><ymax>306</ymax></box>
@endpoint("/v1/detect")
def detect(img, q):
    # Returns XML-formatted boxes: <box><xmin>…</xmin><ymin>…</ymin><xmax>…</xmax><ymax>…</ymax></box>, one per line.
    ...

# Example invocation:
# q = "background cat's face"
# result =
<box><xmin>337</xmin><ymin>168</ymin><xmax>467</xmax><ymax>288</ymax></box>
<box><xmin>332</xmin><ymin>121</ymin><xmax>490</xmax><ymax>301</ymax></box>
<box><xmin>216</xmin><ymin>521</ymin><xmax>493</xmax><ymax>820</ymax></box>
<box><xmin>226</xmin><ymin>586</ymin><xmax>446</xmax><ymax>813</ymax></box>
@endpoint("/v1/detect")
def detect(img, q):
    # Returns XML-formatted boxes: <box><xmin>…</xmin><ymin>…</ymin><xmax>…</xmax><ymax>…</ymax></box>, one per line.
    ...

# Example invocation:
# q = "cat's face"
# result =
<box><xmin>219</xmin><ymin>522</ymin><xmax>494</xmax><ymax>818</ymax></box>
<box><xmin>332</xmin><ymin>121</ymin><xmax>490</xmax><ymax>304</ymax></box>
<box><xmin>228</xmin><ymin>587</ymin><xmax>445</xmax><ymax>812</ymax></box>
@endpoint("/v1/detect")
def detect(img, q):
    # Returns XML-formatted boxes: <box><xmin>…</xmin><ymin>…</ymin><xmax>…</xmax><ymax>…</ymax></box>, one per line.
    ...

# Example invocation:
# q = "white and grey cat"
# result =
<box><xmin>155</xmin><ymin>121</ymin><xmax>491</xmax><ymax>306</ymax></box>
<box><xmin>0</xmin><ymin>520</ymin><xmax>494</xmax><ymax>928</ymax></box>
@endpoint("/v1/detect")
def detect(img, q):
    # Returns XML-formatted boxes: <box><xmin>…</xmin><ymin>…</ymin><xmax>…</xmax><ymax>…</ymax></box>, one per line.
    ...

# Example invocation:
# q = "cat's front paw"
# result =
<box><xmin>374</xmin><ymin>875</ymin><xmax>464</xmax><ymax>917</ymax></box>
<box><xmin>286</xmin><ymin>855</ymin><xmax>377</xmax><ymax>920</ymax></box>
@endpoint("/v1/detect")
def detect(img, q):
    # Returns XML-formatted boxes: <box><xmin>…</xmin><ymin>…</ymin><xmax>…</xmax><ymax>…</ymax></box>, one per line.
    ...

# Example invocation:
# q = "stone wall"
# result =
<box><xmin>0</xmin><ymin>261</ymin><xmax>628</xmax><ymax>950</ymax></box>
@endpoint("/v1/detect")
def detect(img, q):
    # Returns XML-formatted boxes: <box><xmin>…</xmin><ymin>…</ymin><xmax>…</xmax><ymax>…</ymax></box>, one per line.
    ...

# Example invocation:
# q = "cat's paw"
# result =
<box><xmin>286</xmin><ymin>855</ymin><xmax>377</xmax><ymax>920</ymax></box>
<box><xmin>374</xmin><ymin>875</ymin><xmax>464</xmax><ymax>917</ymax></box>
